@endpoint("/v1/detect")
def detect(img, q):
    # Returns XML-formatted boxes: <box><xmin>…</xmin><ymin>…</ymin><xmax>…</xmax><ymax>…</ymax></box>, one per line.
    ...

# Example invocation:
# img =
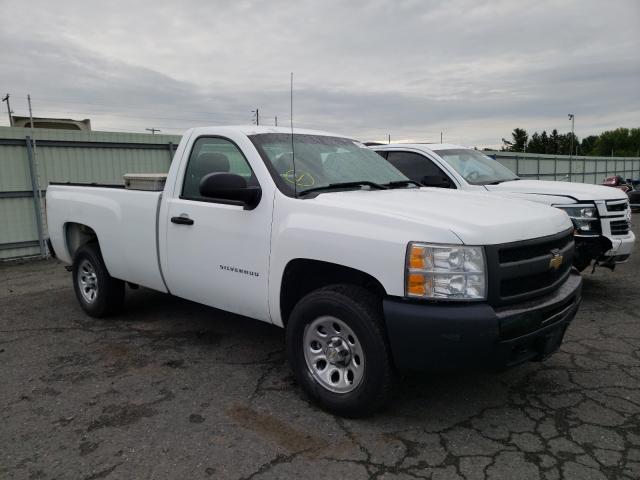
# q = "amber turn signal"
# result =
<box><xmin>407</xmin><ymin>272</ymin><xmax>427</xmax><ymax>296</ymax></box>
<box><xmin>409</xmin><ymin>245</ymin><xmax>426</xmax><ymax>269</ymax></box>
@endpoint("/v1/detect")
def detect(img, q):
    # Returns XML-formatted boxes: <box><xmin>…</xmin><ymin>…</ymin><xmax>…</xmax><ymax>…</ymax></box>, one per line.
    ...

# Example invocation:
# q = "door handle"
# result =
<box><xmin>171</xmin><ymin>215</ymin><xmax>194</xmax><ymax>225</ymax></box>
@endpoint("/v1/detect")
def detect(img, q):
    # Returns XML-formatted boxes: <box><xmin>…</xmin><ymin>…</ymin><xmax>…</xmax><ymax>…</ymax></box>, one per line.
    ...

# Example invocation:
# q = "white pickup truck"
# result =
<box><xmin>372</xmin><ymin>144</ymin><xmax>635</xmax><ymax>272</ymax></box>
<box><xmin>47</xmin><ymin>126</ymin><xmax>582</xmax><ymax>416</ymax></box>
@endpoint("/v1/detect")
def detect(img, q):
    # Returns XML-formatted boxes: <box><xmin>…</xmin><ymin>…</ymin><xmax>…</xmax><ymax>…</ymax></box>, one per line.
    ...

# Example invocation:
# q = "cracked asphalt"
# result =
<box><xmin>1</xmin><ymin>217</ymin><xmax>639</xmax><ymax>480</ymax></box>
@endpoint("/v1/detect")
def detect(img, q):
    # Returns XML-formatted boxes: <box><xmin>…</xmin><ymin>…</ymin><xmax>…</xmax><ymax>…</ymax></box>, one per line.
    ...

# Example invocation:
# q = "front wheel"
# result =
<box><xmin>286</xmin><ymin>285</ymin><xmax>393</xmax><ymax>417</ymax></box>
<box><xmin>573</xmin><ymin>258</ymin><xmax>592</xmax><ymax>272</ymax></box>
<box><xmin>72</xmin><ymin>243</ymin><xmax>125</xmax><ymax>318</ymax></box>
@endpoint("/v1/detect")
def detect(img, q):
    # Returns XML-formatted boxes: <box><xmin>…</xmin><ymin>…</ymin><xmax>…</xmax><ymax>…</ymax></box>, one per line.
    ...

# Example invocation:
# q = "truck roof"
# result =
<box><xmin>374</xmin><ymin>143</ymin><xmax>468</xmax><ymax>152</ymax></box>
<box><xmin>186</xmin><ymin>125</ymin><xmax>344</xmax><ymax>138</ymax></box>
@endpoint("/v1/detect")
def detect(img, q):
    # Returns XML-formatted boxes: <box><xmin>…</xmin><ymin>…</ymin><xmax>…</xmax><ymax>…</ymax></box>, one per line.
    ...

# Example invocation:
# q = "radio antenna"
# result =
<box><xmin>290</xmin><ymin>72</ymin><xmax>297</xmax><ymax>197</ymax></box>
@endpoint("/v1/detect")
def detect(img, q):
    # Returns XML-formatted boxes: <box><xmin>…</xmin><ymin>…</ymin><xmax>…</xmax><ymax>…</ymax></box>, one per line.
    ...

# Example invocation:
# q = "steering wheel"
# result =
<box><xmin>466</xmin><ymin>171</ymin><xmax>480</xmax><ymax>182</ymax></box>
<box><xmin>283</xmin><ymin>170</ymin><xmax>315</xmax><ymax>187</ymax></box>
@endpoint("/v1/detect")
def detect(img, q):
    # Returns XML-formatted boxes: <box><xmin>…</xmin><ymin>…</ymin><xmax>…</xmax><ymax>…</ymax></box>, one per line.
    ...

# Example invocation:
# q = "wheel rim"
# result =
<box><xmin>303</xmin><ymin>316</ymin><xmax>365</xmax><ymax>394</ymax></box>
<box><xmin>77</xmin><ymin>259</ymin><xmax>99</xmax><ymax>304</ymax></box>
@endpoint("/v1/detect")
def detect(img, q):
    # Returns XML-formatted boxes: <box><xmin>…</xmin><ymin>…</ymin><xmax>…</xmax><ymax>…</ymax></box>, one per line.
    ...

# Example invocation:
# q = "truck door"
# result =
<box><xmin>163</xmin><ymin>136</ymin><xmax>272</xmax><ymax>322</ymax></box>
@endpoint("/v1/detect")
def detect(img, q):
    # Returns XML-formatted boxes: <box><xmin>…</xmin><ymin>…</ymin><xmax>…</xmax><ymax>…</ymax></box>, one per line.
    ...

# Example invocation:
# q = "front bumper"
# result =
<box><xmin>602</xmin><ymin>230</ymin><xmax>635</xmax><ymax>260</ymax></box>
<box><xmin>574</xmin><ymin>231</ymin><xmax>635</xmax><ymax>266</ymax></box>
<box><xmin>383</xmin><ymin>271</ymin><xmax>582</xmax><ymax>372</ymax></box>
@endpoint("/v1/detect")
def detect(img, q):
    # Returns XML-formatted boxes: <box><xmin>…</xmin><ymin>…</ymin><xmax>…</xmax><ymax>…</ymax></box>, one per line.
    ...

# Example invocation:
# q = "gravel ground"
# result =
<box><xmin>1</xmin><ymin>217</ymin><xmax>639</xmax><ymax>480</ymax></box>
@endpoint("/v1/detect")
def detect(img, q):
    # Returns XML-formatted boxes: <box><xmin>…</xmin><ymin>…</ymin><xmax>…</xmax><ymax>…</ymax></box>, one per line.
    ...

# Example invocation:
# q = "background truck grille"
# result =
<box><xmin>610</xmin><ymin>220</ymin><xmax>630</xmax><ymax>236</ymax></box>
<box><xmin>485</xmin><ymin>229</ymin><xmax>574</xmax><ymax>307</ymax></box>
<box><xmin>606</xmin><ymin>200</ymin><xmax>628</xmax><ymax>212</ymax></box>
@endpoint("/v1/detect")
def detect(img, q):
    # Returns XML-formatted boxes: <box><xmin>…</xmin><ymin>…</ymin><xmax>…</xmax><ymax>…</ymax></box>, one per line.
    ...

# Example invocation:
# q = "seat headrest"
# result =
<box><xmin>273</xmin><ymin>152</ymin><xmax>294</xmax><ymax>173</ymax></box>
<box><xmin>196</xmin><ymin>152</ymin><xmax>230</xmax><ymax>174</ymax></box>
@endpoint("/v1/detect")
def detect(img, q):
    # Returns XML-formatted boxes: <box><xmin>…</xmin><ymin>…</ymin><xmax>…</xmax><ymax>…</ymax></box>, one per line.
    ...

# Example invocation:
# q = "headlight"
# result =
<box><xmin>555</xmin><ymin>205</ymin><xmax>599</xmax><ymax>236</ymax></box>
<box><xmin>406</xmin><ymin>243</ymin><xmax>486</xmax><ymax>300</ymax></box>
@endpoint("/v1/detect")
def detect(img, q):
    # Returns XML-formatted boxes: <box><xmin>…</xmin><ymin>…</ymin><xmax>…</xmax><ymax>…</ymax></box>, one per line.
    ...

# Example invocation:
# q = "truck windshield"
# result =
<box><xmin>436</xmin><ymin>149</ymin><xmax>519</xmax><ymax>185</ymax></box>
<box><xmin>249</xmin><ymin>133</ymin><xmax>409</xmax><ymax>196</ymax></box>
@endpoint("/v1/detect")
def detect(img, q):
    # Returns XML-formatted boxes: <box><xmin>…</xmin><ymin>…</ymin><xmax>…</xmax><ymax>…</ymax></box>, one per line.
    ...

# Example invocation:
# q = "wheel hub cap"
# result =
<box><xmin>78</xmin><ymin>259</ymin><xmax>98</xmax><ymax>304</ymax></box>
<box><xmin>326</xmin><ymin>337</ymin><xmax>351</xmax><ymax>366</ymax></box>
<box><xmin>303</xmin><ymin>316</ymin><xmax>365</xmax><ymax>394</ymax></box>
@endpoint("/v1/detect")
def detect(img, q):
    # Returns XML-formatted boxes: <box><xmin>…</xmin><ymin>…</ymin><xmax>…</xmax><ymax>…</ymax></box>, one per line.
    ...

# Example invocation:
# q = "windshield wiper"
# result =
<box><xmin>382</xmin><ymin>180</ymin><xmax>422</xmax><ymax>188</ymax></box>
<box><xmin>487</xmin><ymin>178</ymin><xmax>520</xmax><ymax>185</ymax></box>
<box><xmin>298</xmin><ymin>181</ymin><xmax>387</xmax><ymax>197</ymax></box>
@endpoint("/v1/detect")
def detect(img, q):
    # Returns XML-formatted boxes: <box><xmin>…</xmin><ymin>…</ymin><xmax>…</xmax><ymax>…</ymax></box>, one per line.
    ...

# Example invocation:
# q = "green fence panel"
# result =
<box><xmin>488</xmin><ymin>151</ymin><xmax>640</xmax><ymax>182</ymax></box>
<box><xmin>2</xmin><ymin>132</ymin><xmax>639</xmax><ymax>260</ymax></box>
<box><xmin>0</xmin><ymin>126</ymin><xmax>181</xmax><ymax>259</ymax></box>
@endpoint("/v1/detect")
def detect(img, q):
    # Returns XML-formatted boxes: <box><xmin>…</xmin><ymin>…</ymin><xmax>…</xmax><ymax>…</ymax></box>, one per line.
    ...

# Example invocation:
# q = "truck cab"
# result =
<box><xmin>47</xmin><ymin>127</ymin><xmax>582</xmax><ymax>416</ymax></box>
<box><xmin>373</xmin><ymin>144</ymin><xmax>635</xmax><ymax>272</ymax></box>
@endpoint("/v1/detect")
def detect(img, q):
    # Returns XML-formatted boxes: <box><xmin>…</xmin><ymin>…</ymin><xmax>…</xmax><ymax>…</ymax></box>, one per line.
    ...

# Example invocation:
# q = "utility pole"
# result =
<box><xmin>568</xmin><ymin>114</ymin><xmax>575</xmax><ymax>159</ymax></box>
<box><xmin>252</xmin><ymin>108</ymin><xmax>259</xmax><ymax>125</ymax></box>
<box><xmin>27</xmin><ymin>94</ymin><xmax>36</xmax><ymax>150</ymax></box>
<box><xmin>275</xmin><ymin>116</ymin><xmax>278</xmax><ymax>126</ymax></box>
<box><xmin>26</xmin><ymin>94</ymin><xmax>47</xmax><ymax>257</ymax></box>
<box><xmin>440</xmin><ymin>131</ymin><xmax>443</xmax><ymax>143</ymax></box>
<box><xmin>145</xmin><ymin>128</ymin><xmax>160</xmax><ymax>135</ymax></box>
<box><xmin>2</xmin><ymin>94</ymin><xmax>14</xmax><ymax>126</ymax></box>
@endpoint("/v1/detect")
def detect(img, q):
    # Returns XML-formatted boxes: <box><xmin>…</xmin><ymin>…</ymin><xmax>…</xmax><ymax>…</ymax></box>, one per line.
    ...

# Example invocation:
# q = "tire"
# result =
<box><xmin>72</xmin><ymin>243</ymin><xmax>125</xmax><ymax>318</ymax></box>
<box><xmin>286</xmin><ymin>284</ymin><xmax>393</xmax><ymax>417</ymax></box>
<box><xmin>573</xmin><ymin>258</ymin><xmax>592</xmax><ymax>272</ymax></box>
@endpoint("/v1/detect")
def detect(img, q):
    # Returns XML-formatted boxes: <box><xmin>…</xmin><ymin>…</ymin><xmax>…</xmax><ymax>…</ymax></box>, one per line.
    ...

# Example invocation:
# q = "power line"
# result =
<box><xmin>12</xmin><ymin>94</ymin><xmax>248</xmax><ymax>118</ymax></box>
<box><xmin>11</xmin><ymin>106</ymin><xmax>246</xmax><ymax>125</ymax></box>
<box><xmin>5</xmin><ymin>93</ymin><xmax>402</xmax><ymax>138</ymax></box>
<box><xmin>8</xmin><ymin>94</ymin><xmax>366</xmax><ymax>134</ymax></box>
<box><xmin>15</xmin><ymin>109</ymin><xmax>256</xmax><ymax>134</ymax></box>
<box><xmin>9</xmin><ymin>95</ymin><xmax>249</xmax><ymax>124</ymax></box>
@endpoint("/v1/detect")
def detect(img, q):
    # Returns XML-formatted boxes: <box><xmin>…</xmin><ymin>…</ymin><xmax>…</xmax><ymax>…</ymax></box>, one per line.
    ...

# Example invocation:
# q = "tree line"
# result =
<box><xmin>500</xmin><ymin>127</ymin><xmax>640</xmax><ymax>157</ymax></box>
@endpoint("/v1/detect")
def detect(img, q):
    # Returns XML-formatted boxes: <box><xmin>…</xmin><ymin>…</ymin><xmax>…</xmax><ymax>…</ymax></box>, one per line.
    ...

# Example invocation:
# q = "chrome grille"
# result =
<box><xmin>610</xmin><ymin>220</ymin><xmax>630</xmax><ymax>236</ymax></box>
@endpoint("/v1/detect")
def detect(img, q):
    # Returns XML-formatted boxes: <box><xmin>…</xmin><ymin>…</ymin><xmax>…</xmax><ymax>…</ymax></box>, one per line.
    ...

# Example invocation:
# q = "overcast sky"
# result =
<box><xmin>1</xmin><ymin>0</ymin><xmax>638</xmax><ymax>147</ymax></box>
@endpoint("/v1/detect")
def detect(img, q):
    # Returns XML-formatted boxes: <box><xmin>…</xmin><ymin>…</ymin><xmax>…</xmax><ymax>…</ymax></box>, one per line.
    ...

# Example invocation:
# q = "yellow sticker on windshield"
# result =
<box><xmin>283</xmin><ymin>170</ymin><xmax>315</xmax><ymax>187</ymax></box>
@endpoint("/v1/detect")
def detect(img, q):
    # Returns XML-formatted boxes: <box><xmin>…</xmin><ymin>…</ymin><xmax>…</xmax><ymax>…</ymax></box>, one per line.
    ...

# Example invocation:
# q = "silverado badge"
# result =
<box><xmin>549</xmin><ymin>250</ymin><xmax>563</xmax><ymax>271</ymax></box>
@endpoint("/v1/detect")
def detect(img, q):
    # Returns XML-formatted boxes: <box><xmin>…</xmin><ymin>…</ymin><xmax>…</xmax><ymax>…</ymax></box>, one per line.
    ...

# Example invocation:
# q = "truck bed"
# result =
<box><xmin>47</xmin><ymin>183</ymin><xmax>167</xmax><ymax>292</ymax></box>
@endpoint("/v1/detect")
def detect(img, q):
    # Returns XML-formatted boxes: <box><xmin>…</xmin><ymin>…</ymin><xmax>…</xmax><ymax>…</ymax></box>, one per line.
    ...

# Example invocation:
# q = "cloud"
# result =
<box><xmin>0</xmin><ymin>0</ymin><xmax>638</xmax><ymax>145</ymax></box>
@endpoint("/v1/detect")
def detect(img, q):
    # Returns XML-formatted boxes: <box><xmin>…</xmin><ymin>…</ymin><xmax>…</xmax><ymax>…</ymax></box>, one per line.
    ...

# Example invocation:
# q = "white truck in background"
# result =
<box><xmin>372</xmin><ymin>144</ymin><xmax>635</xmax><ymax>272</ymax></box>
<box><xmin>47</xmin><ymin>126</ymin><xmax>582</xmax><ymax>416</ymax></box>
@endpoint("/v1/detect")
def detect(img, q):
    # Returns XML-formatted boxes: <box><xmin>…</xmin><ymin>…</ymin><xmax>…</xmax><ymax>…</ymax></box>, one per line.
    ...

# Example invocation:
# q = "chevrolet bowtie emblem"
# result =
<box><xmin>549</xmin><ymin>250</ymin><xmax>563</xmax><ymax>270</ymax></box>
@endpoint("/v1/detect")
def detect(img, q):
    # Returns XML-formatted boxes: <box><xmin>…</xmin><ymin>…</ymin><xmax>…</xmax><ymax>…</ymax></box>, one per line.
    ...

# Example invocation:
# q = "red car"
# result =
<box><xmin>602</xmin><ymin>176</ymin><xmax>640</xmax><ymax>212</ymax></box>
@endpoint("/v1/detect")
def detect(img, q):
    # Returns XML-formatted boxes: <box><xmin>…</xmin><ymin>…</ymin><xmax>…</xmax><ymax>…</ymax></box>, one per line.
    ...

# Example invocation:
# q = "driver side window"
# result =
<box><xmin>182</xmin><ymin>137</ymin><xmax>257</xmax><ymax>200</ymax></box>
<box><xmin>385</xmin><ymin>151</ymin><xmax>454</xmax><ymax>188</ymax></box>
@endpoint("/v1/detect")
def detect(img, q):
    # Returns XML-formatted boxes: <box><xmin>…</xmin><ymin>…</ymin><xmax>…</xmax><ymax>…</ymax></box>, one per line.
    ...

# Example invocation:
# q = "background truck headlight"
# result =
<box><xmin>555</xmin><ymin>205</ymin><xmax>599</xmax><ymax>236</ymax></box>
<box><xmin>406</xmin><ymin>243</ymin><xmax>486</xmax><ymax>300</ymax></box>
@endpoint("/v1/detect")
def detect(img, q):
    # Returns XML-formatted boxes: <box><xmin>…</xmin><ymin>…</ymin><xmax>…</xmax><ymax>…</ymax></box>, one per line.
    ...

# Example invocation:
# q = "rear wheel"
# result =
<box><xmin>286</xmin><ymin>285</ymin><xmax>393</xmax><ymax>417</ymax></box>
<box><xmin>72</xmin><ymin>243</ymin><xmax>124</xmax><ymax>318</ymax></box>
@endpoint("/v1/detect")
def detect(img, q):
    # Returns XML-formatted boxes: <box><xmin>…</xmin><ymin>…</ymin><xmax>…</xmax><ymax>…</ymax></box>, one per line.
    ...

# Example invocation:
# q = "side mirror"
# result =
<box><xmin>421</xmin><ymin>175</ymin><xmax>452</xmax><ymax>188</ymax></box>
<box><xmin>199</xmin><ymin>173</ymin><xmax>261</xmax><ymax>210</ymax></box>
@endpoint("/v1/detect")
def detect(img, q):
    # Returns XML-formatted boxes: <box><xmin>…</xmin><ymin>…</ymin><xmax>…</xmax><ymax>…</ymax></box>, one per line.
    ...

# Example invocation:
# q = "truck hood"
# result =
<box><xmin>313</xmin><ymin>188</ymin><xmax>572</xmax><ymax>245</ymax></box>
<box><xmin>484</xmin><ymin>180</ymin><xmax>628</xmax><ymax>202</ymax></box>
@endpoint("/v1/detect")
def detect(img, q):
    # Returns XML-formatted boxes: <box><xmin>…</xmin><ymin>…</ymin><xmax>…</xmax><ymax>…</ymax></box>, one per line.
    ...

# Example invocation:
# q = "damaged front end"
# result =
<box><xmin>574</xmin><ymin>235</ymin><xmax>615</xmax><ymax>272</ymax></box>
